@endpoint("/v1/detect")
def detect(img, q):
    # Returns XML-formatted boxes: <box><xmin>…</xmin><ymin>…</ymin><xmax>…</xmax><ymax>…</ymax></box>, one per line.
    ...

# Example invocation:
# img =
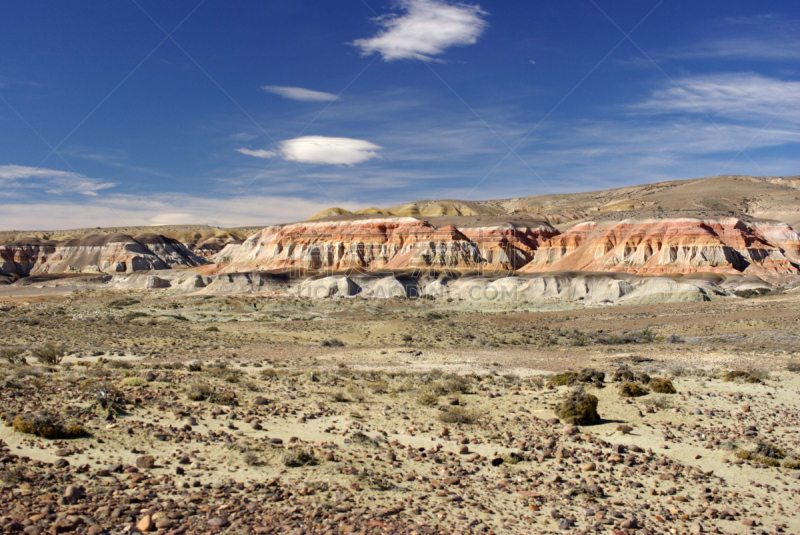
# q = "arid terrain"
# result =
<box><xmin>3</xmin><ymin>284</ymin><xmax>800</xmax><ymax>535</ymax></box>
<box><xmin>3</xmin><ymin>175</ymin><xmax>800</xmax><ymax>534</ymax></box>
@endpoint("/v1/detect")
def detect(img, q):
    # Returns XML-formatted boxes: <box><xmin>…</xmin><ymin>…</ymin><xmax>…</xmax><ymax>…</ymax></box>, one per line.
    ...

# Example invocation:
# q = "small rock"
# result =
<box><xmin>135</xmin><ymin>455</ymin><xmax>155</xmax><ymax>469</ymax></box>
<box><xmin>137</xmin><ymin>515</ymin><xmax>153</xmax><ymax>532</ymax></box>
<box><xmin>209</xmin><ymin>517</ymin><xmax>230</xmax><ymax>528</ymax></box>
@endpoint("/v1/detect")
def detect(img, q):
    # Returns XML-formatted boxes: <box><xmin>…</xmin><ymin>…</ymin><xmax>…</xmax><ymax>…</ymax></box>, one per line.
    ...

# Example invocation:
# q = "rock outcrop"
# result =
<box><xmin>523</xmin><ymin>218</ymin><xmax>800</xmax><ymax>277</ymax></box>
<box><xmin>215</xmin><ymin>217</ymin><xmax>558</xmax><ymax>273</ymax></box>
<box><xmin>0</xmin><ymin>233</ymin><xmax>205</xmax><ymax>278</ymax></box>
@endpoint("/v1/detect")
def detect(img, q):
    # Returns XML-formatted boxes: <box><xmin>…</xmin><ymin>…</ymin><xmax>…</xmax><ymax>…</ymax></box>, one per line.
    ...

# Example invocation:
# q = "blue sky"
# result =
<box><xmin>1</xmin><ymin>0</ymin><xmax>799</xmax><ymax>229</ymax></box>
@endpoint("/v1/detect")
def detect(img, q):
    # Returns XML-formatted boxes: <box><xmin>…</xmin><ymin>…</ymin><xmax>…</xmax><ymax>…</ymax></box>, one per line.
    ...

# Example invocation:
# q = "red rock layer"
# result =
<box><xmin>523</xmin><ymin>218</ymin><xmax>800</xmax><ymax>277</ymax></box>
<box><xmin>216</xmin><ymin>218</ymin><xmax>558</xmax><ymax>273</ymax></box>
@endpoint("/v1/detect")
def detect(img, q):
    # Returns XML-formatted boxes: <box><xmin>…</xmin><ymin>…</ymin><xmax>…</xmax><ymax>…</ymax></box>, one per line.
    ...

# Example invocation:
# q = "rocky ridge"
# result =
<box><xmin>0</xmin><ymin>233</ymin><xmax>205</xmax><ymax>279</ymax></box>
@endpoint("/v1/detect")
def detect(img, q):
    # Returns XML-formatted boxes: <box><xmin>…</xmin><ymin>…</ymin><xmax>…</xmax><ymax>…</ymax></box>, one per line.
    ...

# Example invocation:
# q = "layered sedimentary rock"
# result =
<box><xmin>215</xmin><ymin>218</ymin><xmax>558</xmax><ymax>273</ymax></box>
<box><xmin>523</xmin><ymin>218</ymin><xmax>800</xmax><ymax>277</ymax></box>
<box><xmin>0</xmin><ymin>233</ymin><xmax>205</xmax><ymax>277</ymax></box>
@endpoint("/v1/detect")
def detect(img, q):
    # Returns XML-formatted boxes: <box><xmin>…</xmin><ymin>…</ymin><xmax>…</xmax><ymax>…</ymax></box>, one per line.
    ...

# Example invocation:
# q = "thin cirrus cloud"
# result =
<box><xmin>237</xmin><ymin>136</ymin><xmax>382</xmax><ymax>166</ymax></box>
<box><xmin>0</xmin><ymin>165</ymin><xmax>115</xmax><ymax>196</ymax></box>
<box><xmin>260</xmin><ymin>85</ymin><xmax>339</xmax><ymax>102</ymax></box>
<box><xmin>235</xmin><ymin>148</ymin><xmax>278</xmax><ymax>159</ymax></box>
<box><xmin>352</xmin><ymin>0</ymin><xmax>488</xmax><ymax>62</ymax></box>
<box><xmin>634</xmin><ymin>73</ymin><xmax>800</xmax><ymax>124</ymax></box>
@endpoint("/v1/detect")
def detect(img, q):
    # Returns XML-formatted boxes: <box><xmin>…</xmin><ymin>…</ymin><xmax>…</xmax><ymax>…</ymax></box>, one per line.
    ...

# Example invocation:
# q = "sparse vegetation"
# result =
<box><xmin>649</xmin><ymin>377</ymin><xmax>677</xmax><ymax>394</ymax></box>
<box><xmin>437</xmin><ymin>406</ymin><xmax>478</xmax><ymax>424</ymax></box>
<box><xmin>282</xmin><ymin>449</ymin><xmax>317</xmax><ymax>467</ymax></box>
<box><xmin>724</xmin><ymin>370</ymin><xmax>762</xmax><ymax>384</ymax></box>
<box><xmin>32</xmin><ymin>343</ymin><xmax>65</xmax><ymax>365</ymax></box>
<box><xmin>619</xmin><ymin>382</ymin><xmax>648</xmax><ymax>397</ymax></box>
<box><xmin>12</xmin><ymin>413</ymin><xmax>86</xmax><ymax>439</ymax></box>
<box><xmin>555</xmin><ymin>387</ymin><xmax>599</xmax><ymax>425</ymax></box>
<box><xmin>0</xmin><ymin>348</ymin><xmax>25</xmax><ymax>365</ymax></box>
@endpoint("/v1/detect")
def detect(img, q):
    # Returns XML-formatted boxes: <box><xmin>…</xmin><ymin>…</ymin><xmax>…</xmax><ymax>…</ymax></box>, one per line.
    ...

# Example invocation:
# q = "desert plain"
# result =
<box><xmin>2</xmin><ymin>282</ymin><xmax>800</xmax><ymax>535</ymax></box>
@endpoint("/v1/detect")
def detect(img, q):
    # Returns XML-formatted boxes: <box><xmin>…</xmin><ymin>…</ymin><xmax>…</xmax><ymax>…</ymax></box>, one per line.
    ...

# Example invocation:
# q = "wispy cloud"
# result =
<box><xmin>0</xmin><ymin>193</ymin><xmax>363</xmax><ymax>230</ymax></box>
<box><xmin>352</xmin><ymin>0</ymin><xmax>488</xmax><ymax>62</ymax></box>
<box><xmin>234</xmin><ymin>148</ymin><xmax>278</xmax><ymax>159</ymax></box>
<box><xmin>237</xmin><ymin>136</ymin><xmax>382</xmax><ymax>166</ymax></box>
<box><xmin>261</xmin><ymin>85</ymin><xmax>339</xmax><ymax>102</ymax></box>
<box><xmin>0</xmin><ymin>165</ymin><xmax>115</xmax><ymax>196</ymax></box>
<box><xmin>665</xmin><ymin>16</ymin><xmax>800</xmax><ymax>62</ymax></box>
<box><xmin>634</xmin><ymin>73</ymin><xmax>800</xmax><ymax>124</ymax></box>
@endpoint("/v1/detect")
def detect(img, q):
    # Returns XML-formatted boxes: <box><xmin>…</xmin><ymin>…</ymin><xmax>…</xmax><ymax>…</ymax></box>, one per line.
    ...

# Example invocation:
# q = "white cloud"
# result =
<box><xmin>279</xmin><ymin>136</ymin><xmax>382</xmax><ymax>165</ymax></box>
<box><xmin>635</xmin><ymin>73</ymin><xmax>800</xmax><ymax>124</ymax></box>
<box><xmin>236</xmin><ymin>136</ymin><xmax>382</xmax><ymax>166</ymax></box>
<box><xmin>0</xmin><ymin>165</ymin><xmax>115</xmax><ymax>196</ymax></box>
<box><xmin>261</xmin><ymin>85</ymin><xmax>339</xmax><ymax>102</ymax></box>
<box><xmin>235</xmin><ymin>148</ymin><xmax>278</xmax><ymax>159</ymax></box>
<box><xmin>352</xmin><ymin>0</ymin><xmax>488</xmax><ymax>62</ymax></box>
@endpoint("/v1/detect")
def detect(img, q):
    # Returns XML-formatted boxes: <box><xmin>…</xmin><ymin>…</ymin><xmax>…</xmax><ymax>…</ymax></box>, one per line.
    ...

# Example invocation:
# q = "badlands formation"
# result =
<box><xmin>3</xmin><ymin>174</ymin><xmax>800</xmax><ymax>305</ymax></box>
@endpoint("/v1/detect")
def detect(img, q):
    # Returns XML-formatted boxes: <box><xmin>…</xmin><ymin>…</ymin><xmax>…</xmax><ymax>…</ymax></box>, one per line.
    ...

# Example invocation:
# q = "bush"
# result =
<box><xmin>185</xmin><ymin>359</ymin><xmax>203</xmax><ymax>372</ymax></box>
<box><xmin>788</xmin><ymin>361</ymin><xmax>800</xmax><ymax>373</ymax></box>
<box><xmin>12</xmin><ymin>413</ymin><xmax>86</xmax><ymax>439</ymax></box>
<box><xmin>611</xmin><ymin>366</ymin><xmax>634</xmax><ymax>382</ymax></box>
<box><xmin>0</xmin><ymin>465</ymin><xmax>29</xmax><ymax>485</ymax></box>
<box><xmin>634</xmin><ymin>371</ymin><xmax>651</xmax><ymax>384</ymax></box>
<box><xmin>416</xmin><ymin>390</ymin><xmax>439</xmax><ymax>407</ymax></box>
<box><xmin>577</xmin><ymin>369</ymin><xmax>605</xmax><ymax>385</ymax></box>
<box><xmin>32</xmin><ymin>343</ymin><xmax>65</xmax><ymax>365</ymax></box>
<box><xmin>282</xmin><ymin>449</ymin><xmax>317</xmax><ymax>467</ymax></box>
<box><xmin>320</xmin><ymin>338</ymin><xmax>345</xmax><ymax>347</ymax></box>
<box><xmin>619</xmin><ymin>382</ymin><xmax>648</xmax><ymax>397</ymax></box>
<box><xmin>437</xmin><ymin>406</ymin><xmax>478</xmax><ymax>424</ymax></box>
<box><xmin>650</xmin><ymin>395</ymin><xmax>672</xmax><ymax>410</ymax></box>
<box><xmin>723</xmin><ymin>370</ymin><xmax>762</xmax><ymax>384</ymax></box>
<box><xmin>204</xmin><ymin>326</ymin><xmax>220</xmax><ymax>332</ymax></box>
<box><xmin>121</xmin><ymin>377</ymin><xmax>145</xmax><ymax>387</ymax></box>
<box><xmin>187</xmin><ymin>381</ymin><xmax>212</xmax><ymax>401</ymax></box>
<box><xmin>547</xmin><ymin>371</ymin><xmax>578</xmax><ymax>388</ymax></box>
<box><xmin>347</xmin><ymin>385</ymin><xmax>368</xmax><ymax>402</ymax></box>
<box><xmin>328</xmin><ymin>389</ymin><xmax>350</xmax><ymax>403</ymax></box>
<box><xmin>755</xmin><ymin>441</ymin><xmax>785</xmax><ymax>460</ymax></box>
<box><xmin>0</xmin><ymin>349</ymin><xmax>26</xmax><ymax>366</ymax></box>
<box><xmin>649</xmin><ymin>377</ymin><xmax>676</xmax><ymax>394</ymax></box>
<box><xmin>555</xmin><ymin>388</ymin><xmax>599</xmax><ymax>425</ymax></box>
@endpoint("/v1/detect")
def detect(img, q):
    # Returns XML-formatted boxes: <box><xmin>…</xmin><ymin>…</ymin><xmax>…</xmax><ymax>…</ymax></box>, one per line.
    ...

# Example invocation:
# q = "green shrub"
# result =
<box><xmin>619</xmin><ymin>382</ymin><xmax>648</xmax><ymax>397</ymax></box>
<box><xmin>555</xmin><ymin>388</ymin><xmax>599</xmax><ymax>425</ymax></box>
<box><xmin>121</xmin><ymin>377</ymin><xmax>145</xmax><ymax>387</ymax></box>
<box><xmin>0</xmin><ymin>349</ymin><xmax>25</xmax><ymax>366</ymax></box>
<box><xmin>417</xmin><ymin>390</ymin><xmax>439</xmax><ymax>407</ymax></box>
<box><xmin>437</xmin><ymin>406</ymin><xmax>478</xmax><ymax>424</ymax></box>
<box><xmin>282</xmin><ymin>449</ymin><xmax>317</xmax><ymax>467</ymax></box>
<box><xmin>546</xmin><ymin>371</ymin><xmax>578</xmax><ymax>388</ymax></box>
<box><xmin>187</xmin><ymin>381</ymin><xmax>212</xmax><ymax>401</ymax></box>
<box><xmin>13</xmin><ymin>413</ymin><xmax>86</xmax><ymax>439</ymax></box>
<box><xmin>32</xmin><ymin>343</ymin><xmax>65</xmax><ymax>365</ymax></box>
<box><xmin>650</xmin><ymin>377</ymin><xmax>676</xmax><ymax>394</ymax></box>
<box><xmin>723</xmin><ymin>370</ymin><xmax>761</xmax><ymax>383</ymax></box>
